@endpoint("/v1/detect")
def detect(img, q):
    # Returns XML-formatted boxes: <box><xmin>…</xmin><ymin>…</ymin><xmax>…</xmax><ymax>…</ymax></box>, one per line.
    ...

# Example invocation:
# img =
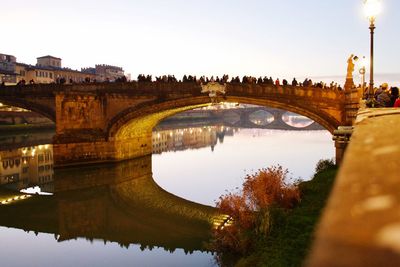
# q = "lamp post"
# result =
<box><xmin>363</xmin><ymin>0</ymin><xmax>382</xmax><ymax>100</ymax></box>
<box><xmin>359</xmin><ymin>56</ymin><xmax>367</xmax><ymax>97</ymax></box>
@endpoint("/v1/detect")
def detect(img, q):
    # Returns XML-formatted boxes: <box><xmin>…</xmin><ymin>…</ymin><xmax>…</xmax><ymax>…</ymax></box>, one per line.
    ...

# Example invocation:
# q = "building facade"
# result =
<box><xmin>95</xmin><ymin>64</ymin><xmax>125</xmax><ymax>82</ymax></box>
<box><xmin>0</xmin><ymin>53</ymin><xmax>17</xmax><ymax>84</ymax></box>
<box><xmin>37</xmin><ymin>55</ymin><xmax>61</xmax><ymax>68</ymax></box>
<box><xmin>0</xmin><ymin>145</ymin><xmax>54</xmax><ymax>192</ymax></box>
<box><xmin>1</xmin><ymin>53</ymin><xmax>98</xmax><ymax>85</ymax></box>
<box><xmin>34</xmin><ymin>56</ymin><xmax>96</xmax><ymax>84</ymax></box>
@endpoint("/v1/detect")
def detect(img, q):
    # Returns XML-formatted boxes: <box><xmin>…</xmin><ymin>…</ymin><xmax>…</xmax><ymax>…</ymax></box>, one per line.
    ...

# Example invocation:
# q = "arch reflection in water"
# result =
<box><xmin>249</xmin><ymin>110</ymin><xmax>275</xmax><ymax>126</ymax></box>
<box><xmin>0</xmin><ymin>155</ymin><xmax>216</xmax><ymax>254</ymax></box>
<box><xmin>152</xmin><ymin>126</ymin><xmax>236</xmax><ymax>154</ymax></box>
<box><xmin>282</xmin><ymin>111</ymin><xmax>314</xmax><ymax>128</ymax></box>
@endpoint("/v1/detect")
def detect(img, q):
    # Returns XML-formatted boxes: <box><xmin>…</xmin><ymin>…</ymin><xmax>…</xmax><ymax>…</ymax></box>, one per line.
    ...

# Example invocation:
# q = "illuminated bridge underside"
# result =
<box><xmin>0</xmin><ymin>83</ymin><xmax>361</xmax><ymax>166</ymax></box>
<box><xmin>0</xmin><ymin>156</ymin><xmax>216</xmax><ymax>252</ymax></box>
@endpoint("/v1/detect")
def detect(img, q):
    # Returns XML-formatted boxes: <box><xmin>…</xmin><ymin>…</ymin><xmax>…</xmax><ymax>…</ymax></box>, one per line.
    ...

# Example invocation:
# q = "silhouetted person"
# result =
<box><xmin>389</xmin><ymin>87</ymin><xmax>399</xmax><ymax>107</ymax></box>
<box><xmin>292</xmin><ymin>78</ymin><xmax>298</xmax><ymax>86</ymax></box>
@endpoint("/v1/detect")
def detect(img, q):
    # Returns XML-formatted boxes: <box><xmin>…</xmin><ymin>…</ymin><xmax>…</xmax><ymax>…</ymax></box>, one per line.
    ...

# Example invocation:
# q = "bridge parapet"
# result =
<box><xmin>1</xmin><ymin>81</ymin><xmax>346</xmax><ymax>97</ymax></box>
<box><xmin>226</xmin><ymin>83</ymin><xmax>344</xmax><ymax>100</ymax></box>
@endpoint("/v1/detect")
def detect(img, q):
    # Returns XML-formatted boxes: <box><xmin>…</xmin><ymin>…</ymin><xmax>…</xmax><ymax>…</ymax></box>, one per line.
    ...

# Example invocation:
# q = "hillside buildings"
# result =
<box><xmin>0</xmin><ymin>53</ymin><xmax>125</xmax><ymax>85</ymax></box>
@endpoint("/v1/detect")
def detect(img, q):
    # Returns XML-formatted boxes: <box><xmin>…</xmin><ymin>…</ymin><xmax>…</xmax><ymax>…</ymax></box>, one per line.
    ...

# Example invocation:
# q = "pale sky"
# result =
<box><xmin>2</xmin><ymin>0</ymin><xmax>399</xmax><ymax>80</ymax></box>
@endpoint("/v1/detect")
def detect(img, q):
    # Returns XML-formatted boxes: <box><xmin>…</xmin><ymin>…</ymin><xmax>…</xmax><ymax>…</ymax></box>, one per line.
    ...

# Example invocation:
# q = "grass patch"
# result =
<box><xmin>235</xmin><ymin>166</ymin><xmax>337</xmax><ymax>267</ymax></box>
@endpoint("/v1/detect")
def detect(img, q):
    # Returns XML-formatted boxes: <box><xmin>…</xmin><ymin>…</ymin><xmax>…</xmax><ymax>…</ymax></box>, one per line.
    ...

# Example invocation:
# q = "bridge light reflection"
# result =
<box><xmin>212</xmin><ymin>214</ymin><xmax>234</xmax><ymax>230</ymax></box>
<box><xmin>21</xmin><ymin>186</ymin><xmax>53</xmax><ymax>195</ymax></box>
<box><xmin>0</xmin><ymin>194</ymin><xmax>32</xmax><ymax>205</ymax></box>
<box><xmin>201</xmin><ymin>102</ymin><xmax>240</xmax><ymax>110</ymax></box>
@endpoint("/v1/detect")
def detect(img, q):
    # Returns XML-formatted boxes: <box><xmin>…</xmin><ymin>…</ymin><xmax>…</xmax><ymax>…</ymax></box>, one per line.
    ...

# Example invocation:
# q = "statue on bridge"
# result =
<box><xmin>201</xmin><ymin>82</ymin><xmax>227</xmax><ymax>104</ymax></box>
<box><xmin>346</xmin><ymin>54</ymin><xmax>356</xmax><ymax>79</ymax></box>
<box><xmin>345</xmin><ymin>54</ymin><xmax>357</xmax><ymax>91</ymax></box>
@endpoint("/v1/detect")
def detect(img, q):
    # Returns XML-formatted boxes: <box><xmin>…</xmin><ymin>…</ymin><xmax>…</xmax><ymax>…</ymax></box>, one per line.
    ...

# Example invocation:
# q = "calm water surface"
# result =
<box><xmin>0</xmin><ymin>112</ymin><xmax>334</xmax><ymax>267</ymax></box>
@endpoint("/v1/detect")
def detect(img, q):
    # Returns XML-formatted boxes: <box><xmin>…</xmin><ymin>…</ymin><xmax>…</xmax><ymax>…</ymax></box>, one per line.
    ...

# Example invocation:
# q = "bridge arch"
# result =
<box><xmin>108</xmin><ymin>96</ymin><xmax>340</xmax><ymax>140</ymax></box>
<box><xmin>0</xmin><ymin>99</ymin><xmax>56</xmax><ymax>122</ymax></box>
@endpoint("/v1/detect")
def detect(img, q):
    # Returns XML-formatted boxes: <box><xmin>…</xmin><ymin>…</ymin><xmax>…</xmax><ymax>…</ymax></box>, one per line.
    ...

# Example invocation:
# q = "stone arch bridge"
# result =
<box><xmin>0</xmin><ymin>82</ymin><xmax>361</xmax><ymax>166</ymax></box>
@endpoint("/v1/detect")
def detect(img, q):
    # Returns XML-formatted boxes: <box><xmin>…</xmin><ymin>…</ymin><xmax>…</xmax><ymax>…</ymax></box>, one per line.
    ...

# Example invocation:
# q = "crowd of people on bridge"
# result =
<box><xmin>134</xmin><ymin>74</ymin><xmax>346</xmax><ymax>91</ymax></box>
<box><xmin>0</xmin><ymin>72</ymin><xmax>346</xmax><ymax>91</ymax></box>
<box><xmin>3</xmin><ymin>73</ymin><xmax>400</xmax><ymax>108</ymax></box>
<box><xmin>372</xmin><ymin>83</ymin><xmax>400</xmax><ymax>107</ymax></box>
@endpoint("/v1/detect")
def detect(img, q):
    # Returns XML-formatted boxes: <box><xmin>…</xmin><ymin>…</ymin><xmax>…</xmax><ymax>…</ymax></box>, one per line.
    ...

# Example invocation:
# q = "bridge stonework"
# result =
<box><xmin>0</xmin><ymin>82</ymin><xmax>361</xmax><ymax>166</ymax></box>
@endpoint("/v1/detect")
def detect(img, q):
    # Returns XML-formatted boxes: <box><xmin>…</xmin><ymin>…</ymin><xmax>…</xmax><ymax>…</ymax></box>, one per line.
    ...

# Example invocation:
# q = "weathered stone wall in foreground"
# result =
<box><xmin>307</xmin><ymin>108</ymin><xmax>400</xmax><ymax>267</ymax></box>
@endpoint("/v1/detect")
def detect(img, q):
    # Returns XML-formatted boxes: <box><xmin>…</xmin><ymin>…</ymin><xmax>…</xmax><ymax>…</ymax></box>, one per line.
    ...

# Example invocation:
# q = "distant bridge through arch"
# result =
<box><xmin>159</xmin><ymin>106</ymin><xmax>325</xmax><ymax>131</ymax></box>
<box><xmin>0</xmin><ymin>82</ymin><xmax>361</xmax><ymax>166</ymax></box>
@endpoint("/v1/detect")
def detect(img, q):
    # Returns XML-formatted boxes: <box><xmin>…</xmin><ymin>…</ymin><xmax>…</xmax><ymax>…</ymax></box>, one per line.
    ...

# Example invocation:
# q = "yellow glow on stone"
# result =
<box><xmin>115</xmin><ymin>104</ymin><xmax>208</xmax><ymax>140</ymax></box>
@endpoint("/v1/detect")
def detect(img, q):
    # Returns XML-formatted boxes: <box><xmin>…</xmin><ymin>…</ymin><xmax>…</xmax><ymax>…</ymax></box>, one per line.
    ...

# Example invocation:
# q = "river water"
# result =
<box><xmin>0</xmin><ymin>108</ymin><xmax>334</xmax><ymax>267</ymax></box>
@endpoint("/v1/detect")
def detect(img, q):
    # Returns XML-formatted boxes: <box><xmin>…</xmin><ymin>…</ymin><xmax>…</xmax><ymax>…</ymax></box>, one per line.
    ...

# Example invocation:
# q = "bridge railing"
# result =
<box><xmin>1</xmin><ymin>82</ymin><xmax>345</xmax><ymax>100</ymax></box>
<box><xmin>0</xmin><ymin>84</ymin><xmax>61</xmax><ymax>96</ymax></box>
<box><xmin>226</xmin><ymin>83</ymin><xmax>345</xmax><ymax>101</ymax></box>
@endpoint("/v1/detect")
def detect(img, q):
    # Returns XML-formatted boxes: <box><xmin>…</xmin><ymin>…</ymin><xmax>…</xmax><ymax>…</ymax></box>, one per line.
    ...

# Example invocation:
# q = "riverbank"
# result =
<box><xmin>235</xmin><ymin>165</ymin><xmax>338</xmax><ymax>267</ymax></box>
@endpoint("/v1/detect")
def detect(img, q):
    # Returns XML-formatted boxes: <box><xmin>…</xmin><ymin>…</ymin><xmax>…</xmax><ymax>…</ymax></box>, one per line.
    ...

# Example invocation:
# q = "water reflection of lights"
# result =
<box><xmin>282</xmin><ymin>113</ymin><xmax>313</xmax><ymax>128</ymax></box>
<box><xmin>20</xmin><ymin>186</ymin><xmax>53</xmax><ymax>196</ymax></box>
<box><xmin>201</xmin><ymin>102</ymin><xmax>240</xmax><ymax>110</ymax></box>
<box><xmin>249</xmin><ymin>110</ymin><xmax>275</xmax><ymax>126</ymax></box>
<box><xmin>31</xmin><ymin>148</ymin><xmax>36</xmax><ymax>157</ymax></box>
<box><xmin>0</xmin><ymin>194</ymin><xmax>32</xmax><ymax>205</ymax></box>
<box><xmin>212</xmin><ymin>214</ymin><xmax>234</xmax><ymax>230</ymax></box>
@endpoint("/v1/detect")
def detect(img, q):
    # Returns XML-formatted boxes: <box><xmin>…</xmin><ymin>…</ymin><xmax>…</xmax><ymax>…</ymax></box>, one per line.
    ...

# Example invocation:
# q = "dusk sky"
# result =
<box><xmin>2</xmin><ymin>0</ymin><xmax>399</xmax><ymax>81</ymax></box>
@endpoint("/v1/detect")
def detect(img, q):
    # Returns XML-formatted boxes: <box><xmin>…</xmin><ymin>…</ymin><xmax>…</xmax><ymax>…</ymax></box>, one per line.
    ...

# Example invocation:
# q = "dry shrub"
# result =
<box><xmin>243</xmin><ymin>166</ymin><xmax>300</xmax><ymax>211</ymax></box>
<box><xmin>212</xmin><ymin>165</ymin><xmax>301</xmax><ymax>257</ymax></box>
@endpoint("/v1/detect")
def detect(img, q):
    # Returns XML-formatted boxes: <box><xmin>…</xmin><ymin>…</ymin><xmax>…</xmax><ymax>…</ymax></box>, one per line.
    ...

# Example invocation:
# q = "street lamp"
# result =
<box><xmin>363</xmin><ymin>0</ymin><xmax>382</xmax><ymax>100</ymax></box>
<box><xmin>358</xmin><ymin>56</ymin><xmax>367</xmax><ymax>97</ymax></box>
